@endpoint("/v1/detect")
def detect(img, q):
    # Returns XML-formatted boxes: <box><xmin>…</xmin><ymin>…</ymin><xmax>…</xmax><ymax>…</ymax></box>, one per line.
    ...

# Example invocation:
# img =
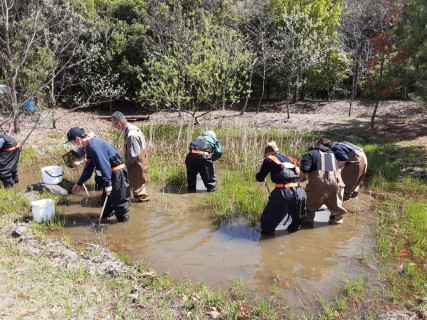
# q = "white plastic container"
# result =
<box><xmin>41</xmin><ymin>166</ymin><xmax>63</xmax><ymax>184</ymax></box>
<box><xmin>31</xmin><ymin>199</ymin><xmax>55</xmax><ymax>223</ymax></box>
<box><xmin>196</xmin><ymin>173</ymin><xmax>207</xmax><ymax>191</ymax></box>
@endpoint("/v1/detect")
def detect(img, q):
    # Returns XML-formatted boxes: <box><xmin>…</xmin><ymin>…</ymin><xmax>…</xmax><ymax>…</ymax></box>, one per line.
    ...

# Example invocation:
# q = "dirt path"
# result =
<box><xmin>11</xmin><ymin>100</ymin><xmax>426</xmax><ymax>150</ymax></box>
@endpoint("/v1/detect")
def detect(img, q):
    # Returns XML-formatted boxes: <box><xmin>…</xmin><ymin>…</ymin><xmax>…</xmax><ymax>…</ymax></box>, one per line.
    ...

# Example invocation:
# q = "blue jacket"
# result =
<box><xmin>77</xmin><ymin>137</ymin><xmax>120</xmax><ymax>188</ymax></box>
<box><xmin>329</xmin><ymin>142</ymin><xmax>362</xmax><ymax>161</ymax></box>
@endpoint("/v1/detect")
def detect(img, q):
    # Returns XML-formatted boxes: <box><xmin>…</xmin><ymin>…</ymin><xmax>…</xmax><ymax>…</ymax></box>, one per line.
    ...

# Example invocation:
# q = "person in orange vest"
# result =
<box><xmin>0</xmin><ymin>134</ymin><xmax>20</xmax><ymax>188</ymax></box>
<box><xmin>186</xmin><ymin>131</ymin><xmax>222</xmax><ymax>192</ymax></box>
<box><xmin>255</xmin><ymin>141</ymin><xmax>307</xmax><ymax>235</ymax></box>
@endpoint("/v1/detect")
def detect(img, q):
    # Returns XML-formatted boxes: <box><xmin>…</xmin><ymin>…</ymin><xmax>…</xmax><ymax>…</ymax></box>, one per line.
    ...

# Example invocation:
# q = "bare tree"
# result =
<box><xmin>340</xmin><ymin>0</ymin><xmax>376</xmax><ymax>116</ymax></box>
<box><xmin>274</xmin><ymin>8</ymin><xmax>321</xmax><ymax>119</ymax></box>
<box><xmin>0</xmin><ymin>0</ymin><xmax>113</xmax><ymax>134</ymax></box>
<box><xmin>239</xmin><ymin>4</ymin><xmax>278</xmax><ymax>115</ymax></box>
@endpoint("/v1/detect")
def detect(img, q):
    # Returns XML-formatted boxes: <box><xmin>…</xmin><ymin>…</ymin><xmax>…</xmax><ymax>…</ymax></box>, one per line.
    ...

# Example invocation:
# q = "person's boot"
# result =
<box><xmin>329</xmin><ymin>214</ymin><xmax>344</xmax><ymax>225</ymax></box>
<box><xmin>301</xmin><ymin>211</ymin><xmax>315</xmax><ymax>228</ymax></box>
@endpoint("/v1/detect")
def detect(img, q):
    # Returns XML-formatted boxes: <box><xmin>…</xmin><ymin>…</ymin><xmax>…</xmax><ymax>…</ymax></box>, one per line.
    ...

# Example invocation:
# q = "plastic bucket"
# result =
<box><xmin>41</xmin><ymin>166</ymin><xmax>63</xmax><ymax>184</ymax></box>
<box><xmin>31</xmin><ymin>199</ymin><xmax>55</xmax><ymax>223</ymax></box>
<box><xmin>196</xmin><ymin>173</ymin><xmax>207</xmax><ymax>191</ymax></box>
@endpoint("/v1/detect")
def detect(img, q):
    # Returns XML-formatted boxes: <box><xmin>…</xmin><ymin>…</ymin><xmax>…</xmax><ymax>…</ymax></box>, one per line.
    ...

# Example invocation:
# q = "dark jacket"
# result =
<box><xmin>300</xmin><ymin>146</ymin><xmax>338</xmax><ymax>173</ymax></box>
<box><xmin>256</xmin><ymin>153</ymin><xmax>299</xmax><ymax>184</ymax></box>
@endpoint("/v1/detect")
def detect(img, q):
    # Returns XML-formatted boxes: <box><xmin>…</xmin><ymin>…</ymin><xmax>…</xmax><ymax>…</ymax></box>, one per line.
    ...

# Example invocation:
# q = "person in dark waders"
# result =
<box><xmin>255</xmin><ymin>141</ymin><xmax>307</xmax><ymax>236</ymax></box>
<box><xmin>300</xmin><ymin>141</ymin><xmax>347</xmax><ymax>225</ymax></box>
<box><xmin>185</xmin><ymin>131</ymin><xmax>222</xmax><ymax>192</ymax></box>
<box><xmin>0</xmin><ymin>134</ymin><xmax>20</xmax><ymax>188</ymax></box>
<box><xmin>66</xmin><ymin>127</ymin><xmax>131</xmax><ymax>222</ymax></box>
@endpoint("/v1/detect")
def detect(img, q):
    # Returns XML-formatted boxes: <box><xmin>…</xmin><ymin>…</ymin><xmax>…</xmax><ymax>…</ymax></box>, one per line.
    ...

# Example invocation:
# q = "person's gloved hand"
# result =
<box><xmin>105</xmin><ymin>186</ymin><xmax>112</xmax><ymax>195</ymax></box>
<box><xmin>71</xmin><ymin>184</ymin><xmax>81</xmax><ymax>194</ymax></box>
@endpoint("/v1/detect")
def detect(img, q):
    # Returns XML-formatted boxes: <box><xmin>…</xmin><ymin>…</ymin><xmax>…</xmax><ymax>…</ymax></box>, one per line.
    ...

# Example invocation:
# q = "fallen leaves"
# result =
<box><xmin>21</xmin><ymin>309</ymin><xmax>38</xmax><ymax>316</ymax></box>
<box><xmin>142</xmin><ymin>271</ymin><xmax>156</xmax><ymax>278</ymax></box>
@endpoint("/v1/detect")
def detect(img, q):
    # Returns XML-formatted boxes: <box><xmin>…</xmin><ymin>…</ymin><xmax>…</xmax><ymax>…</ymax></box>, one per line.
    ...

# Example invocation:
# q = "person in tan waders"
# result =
<box><xmin>300</xmin><ymin>141</ymin><xmax>347</xmax><ymax>225</ymax></box>
<box><xmin>111</xmin><ymin>111</ymin><xmax>149</xmax><ymax>202</ymax></box>
<box><xmin>317</xmin><ymin>138</ymin><xmax>367</xmax><ymax>201</ymax></box>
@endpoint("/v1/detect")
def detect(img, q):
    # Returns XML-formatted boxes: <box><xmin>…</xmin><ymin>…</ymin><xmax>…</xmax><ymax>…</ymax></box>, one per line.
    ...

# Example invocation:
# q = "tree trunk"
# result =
<box><xmin>349</xmin><ymin>56</ymin><xmax>361</xmax><ymax>117</ymax></box>
<box><xmin>11</xmin><ymin>82</ymin><xmax>20</xmax><ymax>133</ymax></box>
<box><xmin>286</xmin><ymin>82</ymin><xmax>291</xmax><ymax>120</ymax></box>
<box><xmin>298</xmin><ymin>82</ymin><xmax>305</xmax><ymax>101</ymax></box>
<box><xmin>371</xmin><ymin>55</ymin><xmax>385</xmax><ymax>129</ymax></box>
<box><xmin>240</xmin><ymin>70</ymin><xmax>253</xmax><ymax>116</ymax></box>
<box><xmin>266</xmin><ymin>78</ymin><xmax>271</xmax><ymax>100</ymax></box>
<box><xmin>257</xmin><ymin>68</ymin><xmax>266</xmax><ymax>114</ymax></box>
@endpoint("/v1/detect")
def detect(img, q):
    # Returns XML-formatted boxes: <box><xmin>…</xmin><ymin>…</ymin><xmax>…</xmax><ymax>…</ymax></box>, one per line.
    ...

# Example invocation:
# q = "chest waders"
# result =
<box><xmin>305</xmin><ymin>150</ymin><xmax>346</xmax><ymax>222</ymax></box>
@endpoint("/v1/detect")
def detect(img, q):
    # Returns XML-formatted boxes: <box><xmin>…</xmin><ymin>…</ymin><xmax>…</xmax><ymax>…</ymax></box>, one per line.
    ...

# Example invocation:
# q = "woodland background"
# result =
<box><xmin>1</xmin><ymin>0</ymin><xmax>426</xmax><ymax>132</ymax></box>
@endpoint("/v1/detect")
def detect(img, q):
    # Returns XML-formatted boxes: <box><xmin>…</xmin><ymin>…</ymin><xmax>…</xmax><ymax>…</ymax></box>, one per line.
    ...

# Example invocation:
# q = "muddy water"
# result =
<box><xmin>19</xmin><ymin>163</ymin><xmax>375</xmax><ymax>307</ymax></box>
<box><xmin>44</xmin><ymin>178</ymin><xmax>375</xmax><ymax>303</ymax></box>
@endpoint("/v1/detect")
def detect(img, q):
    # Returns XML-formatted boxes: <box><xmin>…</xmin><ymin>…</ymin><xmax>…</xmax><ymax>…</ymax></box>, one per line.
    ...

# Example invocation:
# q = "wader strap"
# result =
<box><xmin>331</xmin><ymin>153</ymin><xmax>337</xmax><ymax>171</ymax></box>
<box><xmin>2</xmin><ymin>145</ymin><xmax>17</xmax><ymax>152</ymax></box>
<box><xmin>190</xmin><ymin>150</ymin><xmax>210</xmax><ymax>155</ymax></box>
<box><xmin>319</xmin><ymin>150</ymin><xmax>337</xmax><ymax>171</ymax></box>
<box><xmin>320</xmin><ymin>151</ymin><xmax>325</xmax><ymax>171</ymax></box>
<box><xmin>267</xmin><ymin>155</ymin><xmax>283</xmax><ymax>165</ymax></box>
<box><xmin>275</xmin><ymin>182</ymin><xmax>300</xmax><ymax>188</ymax></box>
<box><xmin>267</xmin><ymin>155</ymin><xmax>300</xmax><ymax>173</ymax></box>
<box><xmin>112</xmin><ymin>164</ymin><xmax>126</xmax><ymax>171</ymax></box>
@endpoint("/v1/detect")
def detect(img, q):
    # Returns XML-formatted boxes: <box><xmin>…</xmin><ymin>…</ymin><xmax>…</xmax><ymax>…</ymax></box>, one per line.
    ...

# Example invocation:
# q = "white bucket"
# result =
<box><xmin>31</xmin><ymin>199</ymin><xmax>55</xmax><ymax>223</ymax></box>
<box><xmin>196</xmin><ymin>173</ymin><xmax>207</xmax><ymax>191</ymax></box>
<box><xmin>41</xmin><ymin>166</ymin><xmax>63</xmax><ymax>184</ymax></box>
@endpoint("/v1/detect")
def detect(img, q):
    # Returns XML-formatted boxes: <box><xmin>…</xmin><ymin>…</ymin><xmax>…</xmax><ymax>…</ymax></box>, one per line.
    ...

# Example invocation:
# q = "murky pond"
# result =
<box><xmin>19</xmin><ymin>166</ymin><xmax>375</xmax><ymax>309</ymax></box>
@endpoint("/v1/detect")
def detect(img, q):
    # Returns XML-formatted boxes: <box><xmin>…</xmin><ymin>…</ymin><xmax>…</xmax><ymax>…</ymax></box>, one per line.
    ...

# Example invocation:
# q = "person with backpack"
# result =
<box><xmin>185</xmin><ymin>130</ymin><xmax>222</xmax><ymax>192</ymax></box>
<box><xmin>300</xmin><ymin>141</ymin><xmax>347</xmax><ymax>225</ymax></box>
<box><xmin>255</xmin><ymin>141</ymin><xmax>307</xmax><ymax>235</ymax></box>
<box><xmin>317</xmin><ymin>137</ymin><xmax>367</xmax><ymax>200</ymax></box>
<box><xmin>0</xmin><ymin>134</ymin><xmax>20</xmax><ymax>188</ymax></box>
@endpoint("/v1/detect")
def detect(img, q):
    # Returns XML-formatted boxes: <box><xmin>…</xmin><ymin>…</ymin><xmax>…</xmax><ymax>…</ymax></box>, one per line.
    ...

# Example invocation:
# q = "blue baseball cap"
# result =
<box><xmin>65</xmin><ymin>127</ymin><xmax>85</xmax><ymax>143</ymax></box>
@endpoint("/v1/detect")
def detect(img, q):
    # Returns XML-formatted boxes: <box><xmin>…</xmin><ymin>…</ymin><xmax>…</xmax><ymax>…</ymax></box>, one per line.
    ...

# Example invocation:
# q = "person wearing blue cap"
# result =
<box><xmin>185</xmin><ymin>130</ymin><xmax>222</xmax><ymax>192</ymax></box>
<box><xmin>66</xmin><ymin>127</ymin><xmax>131</xmax><ymax>222</ymax></box>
